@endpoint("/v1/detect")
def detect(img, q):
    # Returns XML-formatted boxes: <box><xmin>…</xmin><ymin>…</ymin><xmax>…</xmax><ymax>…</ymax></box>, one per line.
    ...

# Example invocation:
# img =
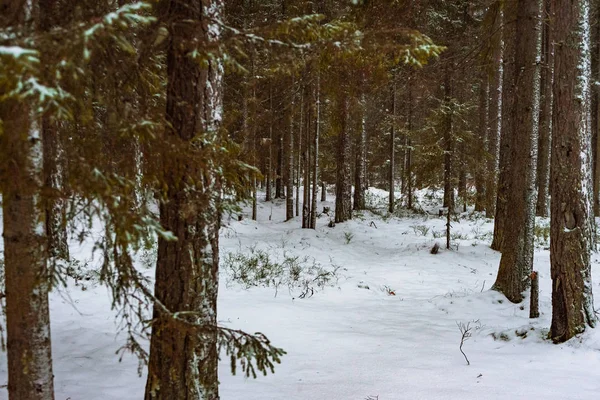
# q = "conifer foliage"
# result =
<box><xmin>1</xmin><ymin>0</ymin><xmax>600</xmax><ymax>397</ymax></box>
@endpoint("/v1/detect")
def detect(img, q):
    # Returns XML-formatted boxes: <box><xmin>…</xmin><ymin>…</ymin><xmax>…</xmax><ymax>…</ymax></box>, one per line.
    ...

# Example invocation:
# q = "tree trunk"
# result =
<box><xmin>485</xmin><ymin>5</ymin><xmax>504</xmax><ymax>218</ymax></box>
<box><xmin>549</xmin><ymin>0</ymin><xmax>597</xmax><ymax>343</ymax></box>
<box><xmin>492</xmin><ymin>2</ymin><xmax>517</xmax><ymax>252</ymax></box>
<box><xmin>492</xmin><ymin>0</ymin><xmax>542</xmax><ymax>303</ymax></box>
<box><xmin>266</xmin><ymin>86</ymin><xmax>273</xmax><ymax>201</ymax></box>
<box><xmin>593</xmin><ymin>8</ymin><xmax>600</xmax><ymax>217</ymax></box>
<box><xmin>145</xmin><ymin>1</ymin><xmax>223</xmax><ymax>398</ymax></box>
<box><xmin>321</xmin><ymin>181</ymin><xmax>327</xmax><ymax>202</ymax></box>
<box><xmin>285</xmin><ymin>80</ymin><xmax>294</xmax><ymax>221</ymax></box>
<box><xmin>296</xmin><ymin>84</ymin><xmax>303</xmax><ymax>217</ymax></box>
<box><xmin>443</xmin><ymin>66</ymin><xmax>454</xmax><ymax>212</ymax></box>
<box><xmin>536</xmin><ymin>0</ymin><xmax>553</xmax><ymax>218</ymax></box>
<box><xmin>475</xmin><ymin>73</ymin><xmax>489</xmax><ymax>212</ymax></box>
<box><xmin>276</xmin><ymin>132</ymin><xmax>283</xmax><ymax>198</ymax></box>
<box><xmin>335</xmin><ymin>93</ymin><xmax>353</xmax><ymax>223</ymax></box>
<box><xmin>353</xmin><ymin>92</ymin><xmax>367</xmax><ymax>210</ymax></box>
<box><xmin>2</xmin><ymin>2</ymin><xmax>56</xmax><ymax>399</ymax></box>
<box><xmin>310</xmin><ymin>73</ymin><xmax>320</xmax><ymax>228</ymax></box>
<box><xmin>406</xmin><ymin>74</ymin><xmax>413</xmax><ymax>210</ymax></box>
<box><xmin>530</xmin><ymin>271</ymin><xmax>539</xmax><ymax>318</ymax></box>
<box><xmin>302</xmin><ymin>88</ymin><xmax>311</xmax><ymax>228</ymax></box>
<box><xmin>251</xmin><ymin>78</ymin><xmax>257</xmax><ymax>221</ymax></box>
<box><xmin>388</xmin><ymin>79</ymin><xmax>396</xmax><ymax>213</ymax></box>
<box><xmin>2</xmin><ymin>102</ymin><xmax>55</xmax><ymax>400</ymax></box>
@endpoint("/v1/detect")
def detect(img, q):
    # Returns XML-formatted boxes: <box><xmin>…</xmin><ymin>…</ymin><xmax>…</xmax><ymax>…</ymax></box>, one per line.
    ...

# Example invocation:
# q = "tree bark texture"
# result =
<box><xmin>406</xmin><ymin>74</ymin><xmax>413</xmax><ymax>210</ymax></box>
<box><xmin>536</xmin><ymin>0</ymin><xmax>553</xmax><ymax>217</ymax></box>
<box><xmin>285</xmin><ymin>80</ymin><xmax>294</xmax><ymax>221</ymax></box>
<box><xmin>335</xmin><ymin>94</ymin><xmax>352</xmax><ymax>223</ymax></box>
<box><xmin>475</xmin><ymin>73</ymin><xmax>489</xmax><ymax>212</ymax></box>
<box><xmin>493</xmin><ymin>0</ymin><xmax>542</xmax><ymax>303</ymax></box>
<box><xmin>39</xmin><ymin>0</ymin><xmax>69</xmax><ymax>262</ymax></box>
<box><xmin>388</xmin><ymin>79</ymin><xmax>396</xmax><ymax>213</ymax></box>
<box><xmin>549</xmin><ymin>0</ymin><xmax>597</xmax><ymax>343</ymax></box>
<box><xmin>353</xmin><ymin>92</ymin><xmax>367</xmax><ymax>211</ymax></box>
<box><xmin>485</xmin><ymin>6</ymin><xmax>504</xmax><ymax>218</ymax></box>
<box><xmin>145</xmin><ymin>1</ymin><xmax>223</xmax><ymax>398</ymax></box>
<box><xmin>2</xmin><ymin>104</ymin><xmax>55</xmax><ymax>400</ymax></box>
<box><xmin>492</xmin><ymin>3</ymin><xmax>517</xmax><ymax>252</ymax></box>
<box><xmin>1</xmin><ymin>2</ymin><xmax>55</xmax><ymax>399</ymax></box>
<box><xmin>443</xmin><ymin>67</ymin><xmax>454</xmax><ymax>213</ymax></box>
<box><xmin>310</xmin><ymin>73</ymin><xmax>320</xmax><ymax>228</ymax></box>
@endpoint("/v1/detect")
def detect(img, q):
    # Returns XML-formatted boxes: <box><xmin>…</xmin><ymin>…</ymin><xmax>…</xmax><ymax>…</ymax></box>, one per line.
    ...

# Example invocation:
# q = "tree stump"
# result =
<box><xmin>529</xmin><ymin>271</ymin><xmax>539</xmax><ymax>318</ymax></box>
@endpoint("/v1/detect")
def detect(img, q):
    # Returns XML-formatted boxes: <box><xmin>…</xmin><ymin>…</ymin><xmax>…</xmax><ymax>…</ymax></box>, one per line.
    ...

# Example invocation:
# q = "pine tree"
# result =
<box><xmin>549</xmin><ymin>0</ymin><xmax>597</xmax><ymax>343</ymax></box>
<box><xmin>145</xmin><ymin>0</ymin><xmax>223</xmax><ymax>398</ymax></box>
<box><xmin>492</xmin><ymin>0</ymin><xmax>542</xmax><ymax>302</ymax></box>
<box><xmin>1</xmin><ymin>1</ymin><xmax>55</xmax><ymax>398</ymax></box>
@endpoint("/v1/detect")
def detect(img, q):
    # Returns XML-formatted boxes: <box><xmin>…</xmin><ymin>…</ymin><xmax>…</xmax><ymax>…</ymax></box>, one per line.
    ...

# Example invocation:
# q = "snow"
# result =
<box><xmin>1</xmin><ymin>188</ymin><xmax>600</xmax><ymax>399</ymax></box>
<box><xmin>0</xmin><ymin>46</ymin><xmax>37</xmax><ymax>59</ymax></box>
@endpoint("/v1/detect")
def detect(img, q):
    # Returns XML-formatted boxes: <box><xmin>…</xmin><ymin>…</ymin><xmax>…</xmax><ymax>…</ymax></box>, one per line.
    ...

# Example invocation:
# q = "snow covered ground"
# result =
<box><xmin>1</xmin><ymin>188</ymin><xmax>600</xmax><ymax>399</ymax></box>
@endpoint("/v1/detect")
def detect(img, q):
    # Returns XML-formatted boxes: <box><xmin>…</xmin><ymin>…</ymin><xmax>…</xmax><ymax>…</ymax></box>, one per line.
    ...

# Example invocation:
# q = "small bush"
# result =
<box><xmin>223</xmin><ymin>247</ymin><xmax>344</xmax><ymax>298</ymax></box>
<box><xmin>410</xmin><ymin>224</ymin><xmax>430</xmax><ymax>236</ymax></box>
<box><xmin>344</xmin><ymin>231</ymin><xmax>354</xmax><ymax>244</ymax></box>
<box><xmin>534</xmin><ymin>221</ymin><xmax>550</xmax><ymax>248</ymax></box>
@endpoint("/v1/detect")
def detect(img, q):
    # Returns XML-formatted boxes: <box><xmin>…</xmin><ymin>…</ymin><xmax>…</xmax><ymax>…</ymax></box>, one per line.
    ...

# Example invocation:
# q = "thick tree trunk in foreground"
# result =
<box><xmin>492</xmin><ymin>2</ymin><xmax>517</xmax><ymax>252</ymax></box>
<box><xmin>2</xmin><ymin>105</ymin><xmax>55</xmax><ymax>400</ymax></box>
<box><xmin>2</xmin><ymin>2</ymin><xmax>55</xmax><ymax>399</ymax></box>
<box><xmin>549</xmin><ymin>0</ymin><xmax>597</xmax><ymax>343</ymax></box>
<box><xmin>493</xmin><ymin>0</ymin><xmax>542</xmax><ymax>303</ymax></box>
<box><xmin>335</xmin><ymin>94</ymin><xmax>352</xmax><ymax>223</ymax></box>
<box><xmin>145</xmin><ymin>1</ymin><xmax>223</xmax><ymax>398</ymax></box>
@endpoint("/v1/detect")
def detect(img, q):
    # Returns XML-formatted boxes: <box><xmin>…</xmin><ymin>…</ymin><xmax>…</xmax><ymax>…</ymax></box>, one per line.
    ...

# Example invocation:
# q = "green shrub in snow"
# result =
<box><xmin>223</xmin><ymin>247</ymin><xmax>344</xmax><ymax>298</ymax></box>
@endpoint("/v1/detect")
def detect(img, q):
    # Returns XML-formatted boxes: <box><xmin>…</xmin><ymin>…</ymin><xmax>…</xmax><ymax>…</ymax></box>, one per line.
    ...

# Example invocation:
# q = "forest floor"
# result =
<box><xmin>1</xmin><ymin>188</ymin><xmax>600</xmax><ymax>399</ymax></box>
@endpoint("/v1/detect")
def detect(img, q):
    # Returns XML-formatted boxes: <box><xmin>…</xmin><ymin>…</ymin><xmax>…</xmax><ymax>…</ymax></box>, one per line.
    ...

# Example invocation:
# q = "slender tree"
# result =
<box><xmin>354</xmin><ymin>90</ymin><xmax>367</xmax><ymax>210</ymax></box>
<box><xmin>335</xmin><ymin>87</ymin><xmax>353</xmax><ymax>223</ymax></box>
<box><xmin>389</xmin><ymin>77</ymin><xmax>396</xmax><ymax>213</ymax></box>
<box><xmin>285</xmin><ymin>79</ymin><xmax>295</xmax><ymax>221</ymax></box>
<box><xmin>310</xmin><ymin>72</ymin><xmax>320</xmax><ymax>228</ymax></box>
